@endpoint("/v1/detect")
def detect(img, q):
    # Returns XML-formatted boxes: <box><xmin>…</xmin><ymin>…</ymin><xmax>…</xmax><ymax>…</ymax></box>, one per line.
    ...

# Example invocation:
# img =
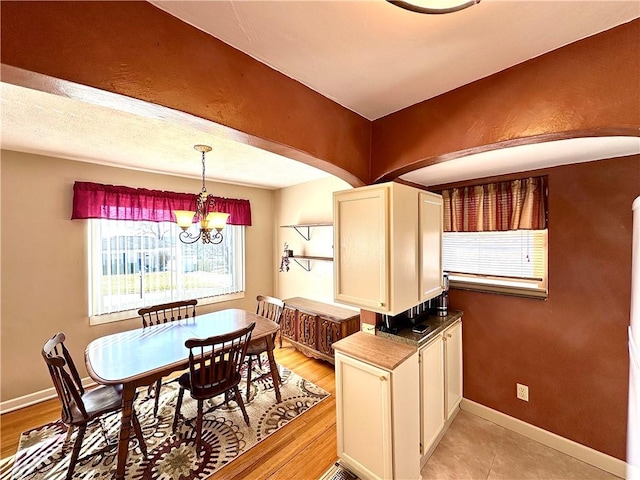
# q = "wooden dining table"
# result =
<box><xmin>85</xmin><ymin>308</ymin><xmax>281</xmax><ymax>480</ymax></box>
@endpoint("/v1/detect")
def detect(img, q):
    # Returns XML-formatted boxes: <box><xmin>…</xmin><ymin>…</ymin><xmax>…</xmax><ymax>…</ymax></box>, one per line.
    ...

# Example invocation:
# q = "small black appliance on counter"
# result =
<box><xmin>379</xmin><ymin>273</ymin><xmax>450</xmax><ymax>333</ymax></box>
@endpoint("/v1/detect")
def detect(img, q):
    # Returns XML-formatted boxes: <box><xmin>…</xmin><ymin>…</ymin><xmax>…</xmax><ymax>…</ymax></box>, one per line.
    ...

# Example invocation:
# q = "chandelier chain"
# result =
<box><xmin>201</xmin><ymin>150</ymin><xmax>207</xmax><ymax>194</ymax></box>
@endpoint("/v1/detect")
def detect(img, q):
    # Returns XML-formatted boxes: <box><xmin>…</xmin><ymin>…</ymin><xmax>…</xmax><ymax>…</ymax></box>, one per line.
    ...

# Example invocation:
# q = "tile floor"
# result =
<box><xmin>421</xmin><ymin>410</ymin><xmax>621</xmax><ymax>480</ymax></box>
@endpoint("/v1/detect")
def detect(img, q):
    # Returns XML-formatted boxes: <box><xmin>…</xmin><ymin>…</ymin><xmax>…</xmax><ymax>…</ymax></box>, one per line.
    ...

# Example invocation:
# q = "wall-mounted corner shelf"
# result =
<box><xmin>290</xmin><ymin>255</ymin><xmax>333</xmax><ymax>271</ymax></box>
<box><xmin>280</xmin><ymin>222</ymin><xmax>332</xmax><ymax>241</ymax></box>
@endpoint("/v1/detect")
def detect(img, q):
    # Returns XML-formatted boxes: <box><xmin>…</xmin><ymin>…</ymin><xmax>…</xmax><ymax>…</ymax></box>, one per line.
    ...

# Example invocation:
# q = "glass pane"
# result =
<box><xmin>442</xmin><ymin>230</ymin><xmax>547</xmax><ymax>281</ymax></box>
<box><xmin>90</xmin><ymin>219</ymin><xmax>244</xmax><ymax>316</ymax></box>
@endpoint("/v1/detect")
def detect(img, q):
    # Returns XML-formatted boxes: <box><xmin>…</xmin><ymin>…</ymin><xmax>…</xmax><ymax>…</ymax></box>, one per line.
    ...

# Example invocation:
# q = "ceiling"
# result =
<box><xmin>1</xmin><ymin>1</ymin><xmax>639</xmax><ymax>189</ymax></box>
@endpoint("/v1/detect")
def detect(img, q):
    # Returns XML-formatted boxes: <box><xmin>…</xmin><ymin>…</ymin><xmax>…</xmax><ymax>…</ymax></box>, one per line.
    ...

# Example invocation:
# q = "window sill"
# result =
<box><xmin>89</xmin><ymin>291</ymin><xmax>246</xmax><ymax>326</ymax></box>
<box><xmin>449</xmin><ymin>280</ymin><xmax>547</xmax><ymax>300</ymax></box>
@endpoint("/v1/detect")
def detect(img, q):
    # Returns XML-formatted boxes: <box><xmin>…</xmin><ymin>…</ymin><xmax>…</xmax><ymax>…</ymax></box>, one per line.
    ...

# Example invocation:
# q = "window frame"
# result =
<box><xmin>443</xmin><ymin>229</ymin><xmax>548</xmax><ymax>299</ymax></box>
<box><xmin>87</xmin><ymin>219</ymin><xmax>246</xmax><ymax>325</ymax></box>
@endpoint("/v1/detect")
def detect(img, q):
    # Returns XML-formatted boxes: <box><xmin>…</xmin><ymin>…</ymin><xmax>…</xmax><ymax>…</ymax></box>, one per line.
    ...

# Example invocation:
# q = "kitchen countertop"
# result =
<box><xmin>377</xmin><ymin>310</ymin><xmax>463</xmax><ymax>347</ymax></box>
<box><xmin>332</xmin><ymin>331</ymin><xmax>417</xmax><ymax>371</ymax></box>
<box><xmin>332</xmin><ymin>310</ymin><xmax>463</xmax><ymax>369</ymax></box>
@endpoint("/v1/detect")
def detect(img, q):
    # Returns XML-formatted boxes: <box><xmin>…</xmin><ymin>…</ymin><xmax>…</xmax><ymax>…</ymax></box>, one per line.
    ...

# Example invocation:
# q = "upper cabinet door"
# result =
<box><xmin>334</xmin><ymin>182</ymin><xmax>443</xmax><ymax>315</ymax></box>
<box><xmin>334</xmin><ymin>185</ymin><xmax>390</xmax><ymax>311</ymax></box>
<box><xmin>419</xmin><ymin>191</ymin><xmax>444</xmax><ymax>302</ymax></box>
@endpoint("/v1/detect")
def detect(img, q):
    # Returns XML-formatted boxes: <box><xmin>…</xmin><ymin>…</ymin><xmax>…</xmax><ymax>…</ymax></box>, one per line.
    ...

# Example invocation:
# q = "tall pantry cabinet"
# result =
<box><xmin>333</xmin><ymin>182</ymin><xmax>443</xmax><ymax>315</ymax></box>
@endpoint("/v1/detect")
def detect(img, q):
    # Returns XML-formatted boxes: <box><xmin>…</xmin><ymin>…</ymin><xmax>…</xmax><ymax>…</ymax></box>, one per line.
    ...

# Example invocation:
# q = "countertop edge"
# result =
<box><xmin>333</xmin><ymin>332</ymin><xmax>417</xmax><ymax>371</ymax></box>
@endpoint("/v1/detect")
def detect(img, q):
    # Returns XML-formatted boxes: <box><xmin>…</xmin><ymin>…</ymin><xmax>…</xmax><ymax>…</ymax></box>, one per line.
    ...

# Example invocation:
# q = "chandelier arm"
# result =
<box><xmin>178</xmin><ymin>230</ymin><xmax>202</xmax><ymax>244</ymax></box>
<box><xmin>202</xmin><ymin>230</ymin><xmax>224</xmax><ymax>245</ymax></box>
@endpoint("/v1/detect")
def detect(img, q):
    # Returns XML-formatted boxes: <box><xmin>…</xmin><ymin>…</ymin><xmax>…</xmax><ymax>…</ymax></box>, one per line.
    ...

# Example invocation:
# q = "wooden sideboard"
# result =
<box><xmin>281</xmin><ymin>297</ymin><xmax>360</xmax><ymax>363</ymax></box>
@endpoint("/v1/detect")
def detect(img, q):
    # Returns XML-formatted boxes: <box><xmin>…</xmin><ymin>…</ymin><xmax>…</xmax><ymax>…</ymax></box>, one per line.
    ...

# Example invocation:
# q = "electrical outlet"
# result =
<box><xmin>361</xmin><ymin>323</ymin><xmax>376</xmax><ymax>335</ymax></box>
<box><xmin>516</xmin><ymin>383</ymin><xmax>529</xmax><ymax>402</ymax></box>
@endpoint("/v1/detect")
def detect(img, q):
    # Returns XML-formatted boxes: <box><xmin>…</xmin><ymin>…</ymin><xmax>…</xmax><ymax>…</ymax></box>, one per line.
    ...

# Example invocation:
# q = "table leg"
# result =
<box><xmin>265</xmin><ymin>336</ymin><xmax>282</xmax><ymax>403</ymax></box>
<box><xmin>116</xmin><ymin>383</ymin><xmax>135</xmax><ymax>479</ymax></box>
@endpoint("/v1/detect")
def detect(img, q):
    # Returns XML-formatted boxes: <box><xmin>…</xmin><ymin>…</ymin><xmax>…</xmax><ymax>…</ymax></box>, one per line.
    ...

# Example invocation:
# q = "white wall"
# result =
<box><xmin>274</xmin><ymin>176</ymin><xmax>352</xmax><ymax>304</ymax></box>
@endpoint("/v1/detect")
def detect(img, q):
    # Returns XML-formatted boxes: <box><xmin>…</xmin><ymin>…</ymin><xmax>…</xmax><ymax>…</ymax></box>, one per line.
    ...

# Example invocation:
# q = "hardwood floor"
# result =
<box><xmin>0</xmin><ymin>341</ymin><xmax>339</xmax><ymax>480</ymax></box>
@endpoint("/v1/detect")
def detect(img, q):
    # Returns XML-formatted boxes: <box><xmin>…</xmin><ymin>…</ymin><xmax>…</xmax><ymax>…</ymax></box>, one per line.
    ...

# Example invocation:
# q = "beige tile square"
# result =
<box><xmin>422</xmin><ymin>411</ymin><xmax>622</xmax><ymax>480</ymax></box>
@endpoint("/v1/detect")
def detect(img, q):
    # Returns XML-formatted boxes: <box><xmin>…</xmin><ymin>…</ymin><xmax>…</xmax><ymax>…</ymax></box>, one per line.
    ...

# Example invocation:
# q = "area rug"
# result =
<box><xmin>10</xmin><ymin>356</ymin><xmax>329</xmax><ymax>479</ymax></box>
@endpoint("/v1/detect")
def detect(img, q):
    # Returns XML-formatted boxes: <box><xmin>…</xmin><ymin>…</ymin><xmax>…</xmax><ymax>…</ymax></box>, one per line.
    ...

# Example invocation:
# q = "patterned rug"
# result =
<box><xmin>10</xmin><ymin>356</ymin><xmax>329</xmax><ymax>479</ymax></box>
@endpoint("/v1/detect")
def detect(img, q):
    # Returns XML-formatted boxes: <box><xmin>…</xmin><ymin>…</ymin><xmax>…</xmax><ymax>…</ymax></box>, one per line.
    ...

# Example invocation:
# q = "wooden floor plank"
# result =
<box><xmin>0</xmin><ymin>340</ymin><xmax>338</xmax><ymax>480</ymax></box>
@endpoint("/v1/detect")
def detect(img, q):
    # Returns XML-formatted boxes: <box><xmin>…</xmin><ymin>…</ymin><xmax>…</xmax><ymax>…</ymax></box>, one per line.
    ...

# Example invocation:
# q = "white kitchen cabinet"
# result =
<box><xmin>444</xmin><ymin>320</ymin><xmax>463</xmax><ymax>419</ymax></box>
<box><xmin>419</xmin><ymin>333</ymin><xmax>445</xmax><ymax>458</ymax></box>
<box><xmin>334</xmin><ymin>334</ymin><xmax>420</xmax><ymax>480</ymax></box>
<box><xmin>333</xmin><ymin>182</ymin><xmax>443</xmax><ymax>315</ymax></box>
<box><xmin>420</xmin><ymin>191</ymin><xmax>444</xmax><ymax>302</ymax></box>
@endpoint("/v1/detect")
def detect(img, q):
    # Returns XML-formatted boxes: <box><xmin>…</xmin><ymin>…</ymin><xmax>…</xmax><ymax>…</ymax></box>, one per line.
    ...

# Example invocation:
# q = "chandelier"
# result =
<box><xmin>173</xmin><ymin>145</ymin><xmax>229</xmax><ymax>245</ymax></box>
<box><xmin>387</xmin><ymin>0</ymin><xmax>480</xmax><ymax>14</ymax></box>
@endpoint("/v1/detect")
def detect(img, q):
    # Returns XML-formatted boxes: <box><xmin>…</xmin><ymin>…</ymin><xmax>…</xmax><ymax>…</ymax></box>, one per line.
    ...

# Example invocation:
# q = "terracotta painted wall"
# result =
<box><xmin>447</xmin><ymin>155</ymin><xmax>639</xmax><ymax>460</ymax></box>
<box><xmin>371</xmin><ymin>19</ymin><xmax>640</xmax><ymax>182</ymax></box>
<box><xmin>0</xmin><ymin>1</ymin><xmax>371</xmax><ymax>186</ymax></box>
<box><xmin>0</xmin><ymin>151</ymin><xmax>275</xmax><ymax>402</ymax></box>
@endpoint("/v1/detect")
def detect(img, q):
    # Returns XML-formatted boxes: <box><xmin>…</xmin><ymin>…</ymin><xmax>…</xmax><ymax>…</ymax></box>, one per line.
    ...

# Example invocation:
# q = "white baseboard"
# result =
<box><xmin>461</xmin><ymin>398</ymin><xmax>627</xmax><ymax>479</ymax></box>
<box><xmin>1</xmin><ymin>377</ymin><xmax>96</xmax><ymax>415</ymax></box>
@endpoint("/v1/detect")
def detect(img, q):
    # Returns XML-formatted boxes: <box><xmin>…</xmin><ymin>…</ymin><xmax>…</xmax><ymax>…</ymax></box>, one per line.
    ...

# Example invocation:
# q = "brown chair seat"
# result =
<box><xmin>42</xmin><ymin>332</ymin><xmax>147</xmax><ymax>480</ymax></box>
<box><xmin>64</xmin><ymin>384</ymin><xmax>124</xmax><ymax>425</ymax></box>
<box><xmin>177</xmin><ymin>364</ymin><xmax>241</xmax><ymax>396</ymax></box>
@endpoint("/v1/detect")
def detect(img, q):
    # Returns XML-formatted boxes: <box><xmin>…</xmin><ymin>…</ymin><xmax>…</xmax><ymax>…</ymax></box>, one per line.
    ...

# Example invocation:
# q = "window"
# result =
<box><xmin>89</xmin><ymin>219</ymin><xmax>245</xmax><ymax>323</ymax></box>
<box><xmin>443</xmin><ymin>229</ymin><xmax>548</xmax><ymax>298</ymax></box>
<box><xmin>440</xmin><ymin>176</ymin><xmax>548</xmax><ymax>298</ymax></box>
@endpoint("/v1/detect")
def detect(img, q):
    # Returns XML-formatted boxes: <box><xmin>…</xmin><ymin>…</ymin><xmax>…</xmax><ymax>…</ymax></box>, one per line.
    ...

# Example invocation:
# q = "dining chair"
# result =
<box><xmin>172</xmin><ymin>323</ymin><xmax>255</xmax><ymax>456</ymax></box>
<box><xmin>245</xmin><ymin>295</ymin><xmax>285</xmax><ymax>401</ymax></box>
<box><xmin>138</xmin><ymin>298</ymin><xmax>198</xmax><ymax>417</ymax></box>
<box><xmin>42</xmin><ymin>332</ymin><xmax>147</xmax><ymax>480</ymax></box>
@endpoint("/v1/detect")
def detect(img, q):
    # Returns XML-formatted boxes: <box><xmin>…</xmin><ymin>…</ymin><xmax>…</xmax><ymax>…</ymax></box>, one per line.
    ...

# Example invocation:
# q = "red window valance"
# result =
<box><xmin>441</xmin><ymin>176</ymin><xmax>547</xmax><ymax>232</ymax></box>
<box><xmin>71</xmin><ymin>181</ymin><xmax>252</xmax><ymax>226</ymax></box>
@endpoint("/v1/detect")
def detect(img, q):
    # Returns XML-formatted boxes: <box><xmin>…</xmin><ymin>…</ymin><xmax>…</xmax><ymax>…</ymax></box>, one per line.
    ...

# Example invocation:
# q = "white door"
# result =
<box><xmin>444</xmin><ymin>321</ymin><xmax>463</xmax><ymax>419</ymax></box>
<box><xmin>420</xmin><ymin>334</ymin><xmax>445</xmax><ymax>456</ymax></box>
<box><xmin>334</xmin><ymin>186</ymin><xmax>390</xmax><ymax>312</ymax></box>
<box><xmin>419</xmin><ymin>191</ymin><xmax>443</xmax><ymax>302</ymax></box>
<box><xmin>335</xmin><ymin>351</ymin><xmax>392</xmax><ymax>480</ymax></box>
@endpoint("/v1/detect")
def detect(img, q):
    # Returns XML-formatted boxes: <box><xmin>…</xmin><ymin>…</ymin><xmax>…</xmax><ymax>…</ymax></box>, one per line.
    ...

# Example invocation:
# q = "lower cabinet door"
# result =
<box><xmin>335</xmin><ymin>352</ymin><xmax>392</xmax><ymax>480</ymax></box>
<box><xmin>318</xmin><ymin>319</ymin><xmax>341</xmax><ymax>355</ymax></box>
<box><xmin>297</xmin><ymin>312</ymin><xmax>317</xmax><ymax>348</ymax></box>
<box><xmin>445</xmin><ymin>321</ymin><xmax>463</xmax><ymax>419</ymax></box>
<box><xmin>420</xmin><ymin>334</ymin><xmax>445</xmax><ymax>457</ymax></box>
<box><xmin>282</xmin><ymin>307</ymin><xmax>297</xmax><ymax>340</ymax></box>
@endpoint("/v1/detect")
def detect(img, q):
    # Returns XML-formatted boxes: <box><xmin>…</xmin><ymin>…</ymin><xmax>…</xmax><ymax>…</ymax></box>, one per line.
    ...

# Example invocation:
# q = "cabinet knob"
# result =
<box><xmin>380</xmin><ymin>376</ymin><xmax>387</xmax><ymax>382</ymax></box>
<box><xmin>378</xmin><ymin>302</ymin><xmax>384</xmax><ymax>307</ymax></box>
<box><xmin>447</xmin><ymin>334</ymin><xmax>452</xmax><ymax>338</ymax></box>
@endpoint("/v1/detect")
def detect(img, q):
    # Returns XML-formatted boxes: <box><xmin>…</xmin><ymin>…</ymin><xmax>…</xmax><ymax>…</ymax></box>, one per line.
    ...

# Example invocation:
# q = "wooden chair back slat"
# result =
<box><xmin>138</xmin><ymin>299</ymin><xmax>198</xmax><ymax>327</ymax></box>
<box><xmin>185</xmin><ymin>323</ymin><xmax>255</xmax><ymax>399</ymax></box>
<box><xmin>256</xmin><ymin>295</ymin><xmax>285</xmax><ymax>325</ymax></box>
<box><xmin>42</xmin><ymin>332</ymin><xmax>89</xmax><ymax>422</ymax></box>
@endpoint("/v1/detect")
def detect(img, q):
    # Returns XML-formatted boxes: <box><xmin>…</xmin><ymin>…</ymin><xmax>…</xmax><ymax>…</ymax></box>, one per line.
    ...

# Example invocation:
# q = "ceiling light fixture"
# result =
<box><xmin>174</xmin><ymin>145</ymin><xmax>229</xmax><ymax>245</ymax></box>
<box><xmin>387</xmin><ymin>0</ymin><xmax>480</xmax><ymax>14</ymax></box>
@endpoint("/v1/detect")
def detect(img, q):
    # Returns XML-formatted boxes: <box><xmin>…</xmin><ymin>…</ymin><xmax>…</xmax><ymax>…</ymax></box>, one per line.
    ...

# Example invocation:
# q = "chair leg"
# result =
<box><xmin>64</xmin><ymin>425</ymin><xmax>75</xmax><ymax>445</ymax></box>
<box><xmin>131</xmin><ymin>410</ymin><xmax>148</xmax><ymax>459</ymax></box>
<box><xmin>246</xmin><ymin>356</ymin><xmax>253</xmax><ymax>402</ymax></box>
<box><xmin>172</xmin><ymin>387</ymin><xmax>185</xmax><ymax>433</ymax></box>
<box><xmin>66</xmin><ymin>424</ymin><xmax>86</xmax><ymax>480</ymax></box>
<box><xmin>233</xmin><ymin>386</ymin><xmax>250</xmax><ymax>426</ymax></box>
<box><xmin>279</xmin><ymin>331</ymin><xmax>282</xmax><ymax>349</ymax></box>
<box><xmin>153</xmin><ymin>378</ymin><xmax>162</xmax><ymax>417</ymax></box>
<box><xmin>196</xmin><ymin>400</ymin><xmax>203</xmax><ymax>457</ymax></box>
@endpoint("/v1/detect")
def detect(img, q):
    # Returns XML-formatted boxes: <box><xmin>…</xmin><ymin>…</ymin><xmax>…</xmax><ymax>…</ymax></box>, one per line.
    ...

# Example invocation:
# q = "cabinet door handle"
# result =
<box><xmin>380</xmin><ymin>376</ymin><xmax>387</xmax><ymax>382</ymax></box>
